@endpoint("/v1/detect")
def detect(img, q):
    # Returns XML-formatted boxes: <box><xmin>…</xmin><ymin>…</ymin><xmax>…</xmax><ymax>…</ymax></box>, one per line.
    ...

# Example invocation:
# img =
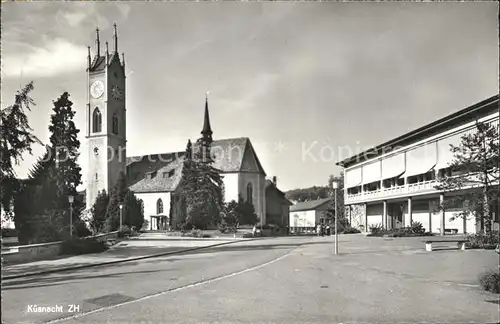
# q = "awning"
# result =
<box><xmin>345</xmin><ymin>167</ymin><xmax>362</xmax><ymax>188</ymax></box>
<box><xmin>362</xmin><ymin>160</ymin><xmax>381</xmax><ymax>184</ymax></box>
<box><xmin>381</xmin><ymin>153</ymin><xmax>405</xmax><ymax>179</ymax></box>
<box><xmin>435</xmin><ymin>128</ymin><xmax>476</xmax><ymax>170</ymax></box>
<box><xmin>405</xmin><ymin>142</ymin><xmax>437</xmax><ymax>177</ymax></box>
<box><xmin>436</xmin><ymin>133</ymin><xmax>461</xmax><ymax>170</ymax></box>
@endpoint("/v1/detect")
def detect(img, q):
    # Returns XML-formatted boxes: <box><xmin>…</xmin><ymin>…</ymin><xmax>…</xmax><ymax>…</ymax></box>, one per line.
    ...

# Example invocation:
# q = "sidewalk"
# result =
<box><xmin>1</xmin><ymin>238</ymin><xmax>241</xmax><ymax>280</ymax></box>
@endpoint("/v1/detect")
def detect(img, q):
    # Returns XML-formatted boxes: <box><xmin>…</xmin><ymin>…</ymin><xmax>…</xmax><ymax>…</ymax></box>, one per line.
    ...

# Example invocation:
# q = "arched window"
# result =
<box><xmin>92</xmin><ymin>108</ymin><xmax>102</xmax><ymax>133</ymax></box>
<box><xmin>112</xmin><ymin>112</ymin><xmax>118</xmax><ymax>135</ymax></box>
<box><xmin>246</xmin><ymin>183</ymin><xmax>253</xmax><ymax>204</ymax></box>
<box><xmin>157</xmin><ymin>198</ymin><xmax>163</xmax><ymax>214</ymax></box>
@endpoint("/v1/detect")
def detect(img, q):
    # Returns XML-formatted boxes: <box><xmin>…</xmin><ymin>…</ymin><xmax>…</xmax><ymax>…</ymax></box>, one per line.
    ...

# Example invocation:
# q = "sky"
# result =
<box><xmin>2</xmin><ymin>1</ymin><xmax>499</xmax><ymax>192</ymax></box>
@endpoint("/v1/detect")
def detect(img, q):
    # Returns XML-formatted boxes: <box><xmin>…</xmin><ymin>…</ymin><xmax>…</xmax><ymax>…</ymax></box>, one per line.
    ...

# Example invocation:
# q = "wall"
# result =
<box><xmin>289</xmin><ymin>210</ymin><xmax>316</xmax><ymax>228</ymax></box>
<box><xmin>265</xmin><ymin>187</ymin><xmax>289</xmax><ymax>227</ymax></box>
<box><xmin>223</xmin><ymin>173</ymin><xmax>239</xmax><ymax>203</ymax></box>
<box><xmin>2</xmin><ymin>232</ymin><xmax>118</xmax><ymax>265</ymax></box>
<box><xmin>239</xmin><ymin>172</ymin><xmax>266</xmax><ymax>224</ymax></box>
<box><xmin>134</xmin><ymin>192</ymin><xmax>171</xmax><ymax>230</ymax></box>
<box><xmin>366</xmin><ymin>203</ymin><xmax>383</xmax><ymax>227</ymax></box>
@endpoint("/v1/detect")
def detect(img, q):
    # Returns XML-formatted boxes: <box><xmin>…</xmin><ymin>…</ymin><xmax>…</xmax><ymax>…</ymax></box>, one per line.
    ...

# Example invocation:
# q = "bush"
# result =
<box><xmin>1</xmin><ymin>228</ymin><xmax>17</xmax><ymax>237</ymax></box>
<box><xmin>368</xmin><ymin>224</ymin><xmax>384</xmax><ymax>235</ymax></box>
<box><xmin>479</xmin><ymin>271</ymin><xmax>500</xmax><ymax>294</ymax></box>
<box><xmin>117</xmin><ymin>225</ymin><xmax>131</xmax><ymax>238</ymax></box>
<box><xmin>61</xmin><ymin>238</ymin><xmax>108</xmax><ymax>255</ymax></box>
<box><xmin>410</xmin><ymin>221</ymin><xmax>425</xmax><ymax>234</ymax></box>
<box><xmin>466</xmin><ymin>232</ymin><xmax>500</xmax><ymax>249</ymax></box>
<box><xmin>342</xmin><ymin>227</ymin><xmax>361</xmax><ymax>234</ymax></box>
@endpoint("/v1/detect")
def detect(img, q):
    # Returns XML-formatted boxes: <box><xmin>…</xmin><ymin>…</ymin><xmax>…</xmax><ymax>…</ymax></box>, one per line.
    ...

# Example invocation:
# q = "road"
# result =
<box><xmin>2</xmin><ymin>235</ymin><xmax>499</xmax><ymax>324</ymax></box>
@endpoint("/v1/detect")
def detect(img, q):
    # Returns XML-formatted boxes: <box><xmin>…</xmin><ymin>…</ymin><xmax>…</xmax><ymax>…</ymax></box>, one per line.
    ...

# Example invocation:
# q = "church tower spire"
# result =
<box><xmin>201</xmin><ymin>93</ymin><xmax>213</xmax><ymax>141</ymax></box>
<box><xmin>113</xmin><ymin>23</ymin><xmax>118</xmax><ymax>53</ymax></box>
<box><xmin>95</xmin><ymin>27</ymin><xmax>101</xmax><ymax>57</ymax></box>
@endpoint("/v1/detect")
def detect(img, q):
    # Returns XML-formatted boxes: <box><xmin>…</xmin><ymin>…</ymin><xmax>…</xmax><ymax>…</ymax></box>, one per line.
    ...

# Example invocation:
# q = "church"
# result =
<box><xmin>85</xmin><ymin>26</ymin><xmax>281</xmax><ymax>230</ymax></box>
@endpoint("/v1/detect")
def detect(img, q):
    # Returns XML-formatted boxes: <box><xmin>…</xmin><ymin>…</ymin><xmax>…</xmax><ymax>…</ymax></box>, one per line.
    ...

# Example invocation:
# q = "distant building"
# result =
<box><xmin>265</xmin><ymin>176</ymin><xmax>293</xmax><ymax>231</ymax></box>
<box><xmin>289</xmin><ymin>197</ymin><xmax>332</xmax><ymax>233</ymax></box>
<box><xmin>336</xmin><ymin>95</ymin><xmax>499</xmax><ymax>234</ymax></box>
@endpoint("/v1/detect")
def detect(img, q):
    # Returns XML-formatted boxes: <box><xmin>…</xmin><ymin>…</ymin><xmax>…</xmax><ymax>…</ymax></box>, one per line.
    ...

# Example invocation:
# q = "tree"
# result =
<box><xmin>324</xmin><ymin>172</ymin><xmax>348</xmax><ymax>230</ymax></box>
<box><xmin>0</xmin><ymin>81</ymin><xmax>41</xmax><ymax>215</ymax></box>
<box><xmin>435</xmin><ymin>121</ymin><xmax>499</xmax><ymax>234</ymax></box>
<box><xmin>125</xmin><ymin>191</ymin><xmax>144</xmax><ymax>230</ymax></box>
<box><xmin>285</xmin><ymin>185</ymin><xmax>330</xmax><ymax>203</ymax></box>
<box><xmin>48</xmin><ymin>92</ymin><xmax>82</xmax><ymax>209</ymax></box>
<box><xmin>90</xmin><ymin>190</ymin><xmax>109</xmax><ymax>233</ymax></box>
<box><xmin>104</xmin><ymin>171</ymin><xmax>128</xmax><ymax>231</ymax></box>
<box><xmin>180</xmin><ymin>139</ymin><xmax>224</xmax><ymax>229</ymax></box>
<box><xmin>222</xmin><ymin>200</ymin><xmax>240</xmax><ymax>229</ymax></box>
<box><xmin>237</xmin><ymin>195</ymin><xmax>259</xmax><ymax>226</ymax></box>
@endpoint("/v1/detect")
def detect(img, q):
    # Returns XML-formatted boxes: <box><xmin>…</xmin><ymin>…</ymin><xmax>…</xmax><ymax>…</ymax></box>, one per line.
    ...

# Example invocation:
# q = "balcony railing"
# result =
<box><xmin>346</xmin><ymin>180</ymin><xmax>439</xmax><ymax>203</ymax></box>
<box><xmin>345</xmin><ymin>173</ymin><xmax>498</xmax><ymax>204</ymax></box>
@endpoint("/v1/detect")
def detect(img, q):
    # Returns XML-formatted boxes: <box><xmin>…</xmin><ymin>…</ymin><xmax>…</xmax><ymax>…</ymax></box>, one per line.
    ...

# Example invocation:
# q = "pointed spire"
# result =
<box><xmin>105</xmin><ymin>41</ymin><xmax>109</xmax><ymax>64</ymax></box>
<box><xmin>113</xmin><ymin>23</ymin><xmax>118</xmax><ymax>53</ymax></box>
<box><xmin>87</xmin><ymin>46</ymin><xmax>91</xmax><ymax>70</ymax></box>
<box><xmin>95</xmin><ymin>27</ymin><xmax>100</xmax><ymax>57</ymax></box>
<box><xmin>201</xmin><ymin>93</ymin><xmax>213</xmax><ymax>140</ymax></box>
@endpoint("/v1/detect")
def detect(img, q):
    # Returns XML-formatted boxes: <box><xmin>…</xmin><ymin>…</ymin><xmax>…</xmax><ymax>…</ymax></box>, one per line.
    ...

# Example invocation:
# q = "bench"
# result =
<box><xmin>436</xmin><ymin>228</ymin><xmax>459</xmax><ymax>235</ymax></box>
<box><xmin>424</xmin><ymin>239</ymin><xmax>468</xmax><ymax>252</ymax></box>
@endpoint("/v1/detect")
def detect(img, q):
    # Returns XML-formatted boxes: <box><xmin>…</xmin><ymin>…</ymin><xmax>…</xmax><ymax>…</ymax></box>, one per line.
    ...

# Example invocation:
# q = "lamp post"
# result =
<box><xmin>119</xmin><ymin>204</ymin><xmax>123</xmax><ymax>232</ymax></box>
<box><xmin>68</xmin><ymin>195</ymin><xmax>74</xmax><ymax>238</ymax></box>
<box><xmin>331</xmin><ymin>180</ymin><xmax>339</xmax><ymax>255</ymax></box>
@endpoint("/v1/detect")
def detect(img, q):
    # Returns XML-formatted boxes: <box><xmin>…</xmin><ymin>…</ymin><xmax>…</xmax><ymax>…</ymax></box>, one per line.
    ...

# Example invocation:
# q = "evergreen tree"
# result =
<box><xmin>435</xmin><ymin>121</ymin><xmax>499</xmax><ymax>234</ymax></box>
<box><xmin>104</xmin><ymin>171</ymin><xmax>128</xmax><ymax>231</ymax></box>
<box><xmin>90</xmin><ymin>190</ymin><xmax>109</xmax><ymax>233</ymax></box>
<box><xmin>48</xmin><ymin>92</ymin><xmax>82</xmax><ymax>209</ymax></box>
<box><xmin>180</xmin><ymin>138</ymin><xmax>224</xmax><ymax>229</ymax></box>
<box><xmin>236</xmin><ymin>195</ymin><xmax>259</xmax><ymax>226</ymax></box>
<box><xmin>125</xmin><ymin>191</ymin><xmax>144</xmax><ymax>230</ymax></box>
<box><xmin>0</xmin><ymin>81</ymin><xmax>41</xmax><ymax>215</ymax></box>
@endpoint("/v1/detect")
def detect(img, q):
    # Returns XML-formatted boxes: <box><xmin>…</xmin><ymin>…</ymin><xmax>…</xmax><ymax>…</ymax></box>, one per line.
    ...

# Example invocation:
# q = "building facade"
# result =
<box><xmin>84</xmin><ymin>26</ymin><xmax>269</xmax><ymax>230</ymax></box>
<box><xmin>289</xmin><ymin>198</ymin><xmax>332</xmax><ymax>233</ymax></box>
<box><xmin>265</xmin><ymin>177</ymin><xmax>293</xmax><ymax>230</ymax></box>
<box><xmin>336</xmin><ymin>95</ymin><xmax>499</xmax><ymax>235</ymax></box>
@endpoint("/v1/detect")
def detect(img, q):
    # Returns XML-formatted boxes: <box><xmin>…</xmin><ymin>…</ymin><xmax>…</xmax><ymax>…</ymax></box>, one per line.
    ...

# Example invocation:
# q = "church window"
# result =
<box><xmin>95</xmin><ymin>173</ymin><xmax>98</xmax><ymax>181</ymax></box>
<box><xmin>247</xmin><ymin>183</ymin><xmax>253</xmax><ymax>204</ymax></box>
<box><xmin>112</xmin><ymin>113</ymin><xmax>119</xmax><ymax>135</ymax></box>
<box><xmin>92</xmin><ymin>108</ymin><xmax>102</xmax><ymax>133</ymax></box>
<box><xmin>140</xmin><ymin>200</ymin><xmax>144</xmax><ymax>216</ymax></box>
<box><xmin>157</xmin><ymin>198</ymin><xmax>164</xmax><ymax>214</ymax></box>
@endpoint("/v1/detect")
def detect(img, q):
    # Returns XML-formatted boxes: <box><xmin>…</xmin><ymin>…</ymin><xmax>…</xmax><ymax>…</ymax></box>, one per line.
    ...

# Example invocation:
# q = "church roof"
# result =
<box><xmin>126</xmin><ymin>137</ymin><xmax>266</xmax><ymax>193</ymax></box>
<box><xmin>89</xmin><ymin>53</ymin><xmax>120</xmax><ymax>72</ymax></box>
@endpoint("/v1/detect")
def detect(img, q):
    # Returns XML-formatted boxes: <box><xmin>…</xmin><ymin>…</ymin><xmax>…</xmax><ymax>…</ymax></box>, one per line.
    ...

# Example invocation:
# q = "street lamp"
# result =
<box><xmin>331</xmin><ymin>180</ymin><xmax>339</xmax><ymax>255</ymax></box>
<box><xmin>68</xmin><ymin>195</ymin><xmax>74</xmax><ymax>238</ymax></box>
<box><xmin>119</xmin><ymin>204</ymin><xmax>123</xmax><ymax>232</ymax></box>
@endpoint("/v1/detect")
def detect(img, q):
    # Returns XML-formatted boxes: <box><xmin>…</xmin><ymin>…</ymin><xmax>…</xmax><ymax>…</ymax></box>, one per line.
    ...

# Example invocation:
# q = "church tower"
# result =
<box><xmin>86</xmin><ymin>25</ymin><xmax>127</xmax><ymax>209</ymax></box>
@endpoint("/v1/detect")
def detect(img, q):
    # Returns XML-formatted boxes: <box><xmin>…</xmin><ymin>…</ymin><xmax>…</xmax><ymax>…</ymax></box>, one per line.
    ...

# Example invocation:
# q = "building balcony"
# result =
<box><xmin>345</xmin><ymin>180</ymin><xmax>440</xmax><ymax>204</ymax></box>
<box><xmin>345</xmin><ymin>173</ymin><xmax>498</xmax><ymax>205</ymax></box>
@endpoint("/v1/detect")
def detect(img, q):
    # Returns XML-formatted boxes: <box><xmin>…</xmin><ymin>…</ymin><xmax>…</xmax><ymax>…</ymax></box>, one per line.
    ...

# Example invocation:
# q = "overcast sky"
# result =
<box><xmin>2</xmin><ymin>2</ymin><xmax>498</xmax><ymax>192</ymax></box>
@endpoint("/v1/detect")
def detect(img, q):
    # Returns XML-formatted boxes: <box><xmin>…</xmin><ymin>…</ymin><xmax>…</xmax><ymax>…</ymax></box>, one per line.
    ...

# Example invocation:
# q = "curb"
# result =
<box><xmin>1</xmin><ymin>238</ymin><xmax>260</xmax><ymax>281</ymax></box>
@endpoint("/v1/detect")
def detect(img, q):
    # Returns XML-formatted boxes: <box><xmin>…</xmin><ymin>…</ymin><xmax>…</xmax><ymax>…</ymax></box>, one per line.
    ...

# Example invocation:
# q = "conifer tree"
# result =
<box><xmin>435</xmin><ymin>121</ymin><xmax>499</xmax><ymax>234</ymax></box>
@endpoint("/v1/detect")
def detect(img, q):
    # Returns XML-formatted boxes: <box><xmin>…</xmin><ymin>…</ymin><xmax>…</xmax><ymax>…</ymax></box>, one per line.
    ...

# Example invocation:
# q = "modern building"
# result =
<box><xmin>84</xmin><ymin>26</ymin><xmax>274</xmax><ymax>230</ymax></box>
<box><xmin>289</xmin><ymin>197</ymin><xmax>332</xmax><ymax>233</ymax></box>
<box><xmin>265</xmin><ymin>176</ymin><xmax>293</xmax><ymax>231</ymax></box>
<box><xmin>336</xmin><ymin>95</ymin><xmax>499</xmax><ymax>235</ymax></box>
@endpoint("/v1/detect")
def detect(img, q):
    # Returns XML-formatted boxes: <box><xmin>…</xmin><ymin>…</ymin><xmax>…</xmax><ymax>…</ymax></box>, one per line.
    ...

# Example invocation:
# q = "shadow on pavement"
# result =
<box><xmin>2</xmin><ymin>269</ymin><xmax>169</xmax><ymax>290</ymax></box>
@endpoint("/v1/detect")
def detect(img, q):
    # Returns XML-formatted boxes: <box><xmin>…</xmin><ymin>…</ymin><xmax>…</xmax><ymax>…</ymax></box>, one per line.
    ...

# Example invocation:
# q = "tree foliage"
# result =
<box><xmin>90</xmin><ymin>190</ymin><xmax>109</xmax><ymax>233</ymax></box>
<box><xmin>48</xmin><ymin>92</ymin><xmax>82</xmax><ymax>210</ymax></box>
<box><xmin>180</xmin><ymin>139</ymin><xmax>224</xmax><ymax>229</ymax></box>
<box><xmin>285</xmin><ymin>185</ymin><xmax>330</xmax><ymax>203</ymax></box>
<box><xmin>435</xmin><ymin>121</ymin><xmax>499</xmax><ymax>234</ymax></box>
<box><xmin>0</xmin><ymin>81</ymin><xmax>41</xmax><ymax>215</ymax></box>
<box><xmin>221</xmin><ymin>196</ymin><xmax>259</xmax><ymax>228</ymax></box>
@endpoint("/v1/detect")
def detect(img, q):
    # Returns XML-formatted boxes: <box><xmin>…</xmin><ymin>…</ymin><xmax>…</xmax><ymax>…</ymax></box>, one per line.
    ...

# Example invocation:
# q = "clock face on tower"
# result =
<box><xmin>90</xmin><ymin>80</ymin><xmax>105</xmax><ymax>99</ymax></box>
<box><xmin>111</xmin><ymin>85</ymin><xmax>123</xmax><ymax>101</ymax></box>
